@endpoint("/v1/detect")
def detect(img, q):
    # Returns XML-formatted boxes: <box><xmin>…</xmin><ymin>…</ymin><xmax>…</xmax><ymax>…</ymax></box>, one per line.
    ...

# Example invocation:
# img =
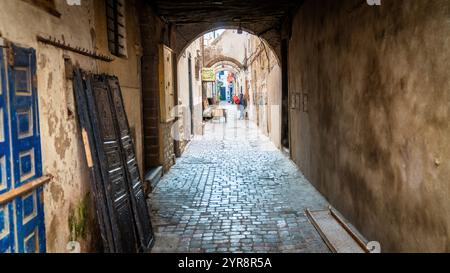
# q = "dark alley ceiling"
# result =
<box><xmin>148</xmin><ymin>0</ymin><xmax>302</xmax><ymax>26</ymax></box>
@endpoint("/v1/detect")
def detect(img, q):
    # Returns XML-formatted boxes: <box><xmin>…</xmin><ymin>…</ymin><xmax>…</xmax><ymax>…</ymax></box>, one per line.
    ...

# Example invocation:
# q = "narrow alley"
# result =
<box><xmin>150</xmin><ymin>104</ymin><xmax>329</xmax><ymax>253</ymax></box>
<box><xmin>1</xmin><ymin>0</ymin><xmax>450</xmax><ymax>255</ymax></box>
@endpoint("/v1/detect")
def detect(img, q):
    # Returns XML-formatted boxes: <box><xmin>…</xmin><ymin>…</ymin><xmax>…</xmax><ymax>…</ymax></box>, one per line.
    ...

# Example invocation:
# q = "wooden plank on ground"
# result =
<box><xmin>306</xmin><ymin>208</ymin><xmax>369</xmax><ymax>253</ymax></box>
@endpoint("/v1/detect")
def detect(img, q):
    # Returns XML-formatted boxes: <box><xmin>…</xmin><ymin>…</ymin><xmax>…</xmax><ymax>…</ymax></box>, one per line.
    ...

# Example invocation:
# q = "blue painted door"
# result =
<box><xmin>220</xmin><ymin>87</ymin><xmax>226</xmax><ymax>101</ymax></box>
<box><xmin>0</xmin><ymin>46</ymin><xmax>15</xmax><ymax>253</ymax></box>
<box><xmin>0</xmin><ymin>44</ymin><xmax>45</xmax><ymax>253</ymax></box>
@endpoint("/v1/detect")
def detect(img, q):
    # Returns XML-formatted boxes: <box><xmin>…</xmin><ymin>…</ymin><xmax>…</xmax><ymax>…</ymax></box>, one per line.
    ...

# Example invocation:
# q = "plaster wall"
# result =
<box><xmin>0</xmin><ymin>0</ymin><xmax>143</xmax><ymax>252</ymax></box>
<box><xmin>247</xmin><ymin>36</ymin><xmax>282</xmax><ymax>148</ymax></box>
<box><xmin>289</xmin><ymin>0</ymin><xmax>450</xmax><ymax>252</ymax></box>
<box><xmin>203</xmin><ymin>30</ymin><xmax>249</xmax><ymax>67</ymax></box>
<box><xmin>177</xmin><ymin>39</ymin><xmax>203</xmax><ymax>137</ymax></box>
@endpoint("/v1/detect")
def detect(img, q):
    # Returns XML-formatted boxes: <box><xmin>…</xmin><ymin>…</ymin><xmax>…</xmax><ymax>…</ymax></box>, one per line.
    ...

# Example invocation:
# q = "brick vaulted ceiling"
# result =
<box><xmin>146</xmin><ymin>0</ymin><xmax>304</xmax><ymax>59</ymax></box>
<box><xmin>150</xmin><ymin>0</ymin><xmax>301</xmax><ymax>26</ymax></box>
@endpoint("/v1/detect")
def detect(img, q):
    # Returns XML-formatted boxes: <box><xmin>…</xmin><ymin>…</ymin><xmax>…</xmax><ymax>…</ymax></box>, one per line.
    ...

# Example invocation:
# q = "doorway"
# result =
<box><xmin>188</xmin><ymin>55</ymin><xmax>194</xmax><ymax>136</ymax></box>
<box><xmin>0</xmin><ymin>44</ymin><xmax>46</xmax><ymax>253</ymax></box>
<box><xmin>281</xmin><ymin>38</ymin><xmax>290</xmax><ymax>151</ymax></box>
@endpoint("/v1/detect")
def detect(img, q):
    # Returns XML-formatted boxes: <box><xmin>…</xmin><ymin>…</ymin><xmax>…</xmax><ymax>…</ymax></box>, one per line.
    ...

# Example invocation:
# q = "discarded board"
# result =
<box><xmin>305</xmin><ymin>207</ymin><xmax>370</xmax><ymax>253</ymax></box>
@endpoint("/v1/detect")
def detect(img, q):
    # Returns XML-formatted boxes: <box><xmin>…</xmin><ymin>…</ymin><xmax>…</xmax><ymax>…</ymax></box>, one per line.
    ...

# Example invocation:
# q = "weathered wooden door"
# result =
<box><xmin>0</xmin><ymin>43</ymin><xmax>14</xmax><ymax>253</ymax></box>
<box><xmin>73</xmin><ymin>71</ymin><xmax>154</xmax><ymax>252</ymax></box>
<box><xmin>107</xmin><ymin>76</ymin><xmax>154</xmax><ymax>251</ymax></box>
<box><xmin>0</xmin><ymin>44</ymin><xmax>46</xmax><ymax>253</ymax></box>
<box><xmin>84</xmin><ymin>74</ymin><xmax>138</xmax><ymax>252</ymax></box>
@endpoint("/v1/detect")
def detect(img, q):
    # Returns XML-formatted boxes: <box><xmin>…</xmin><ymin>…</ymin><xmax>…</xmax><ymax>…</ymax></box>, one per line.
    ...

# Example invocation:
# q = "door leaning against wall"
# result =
<box><xmin>0</xmin><ymin>41</ymin><xmax>47</xmax><ymax>253</ymax></box>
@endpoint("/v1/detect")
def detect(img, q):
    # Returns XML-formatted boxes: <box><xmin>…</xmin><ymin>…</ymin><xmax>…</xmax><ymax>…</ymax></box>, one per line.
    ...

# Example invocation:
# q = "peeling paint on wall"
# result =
<box><xmin>0</xmin><ymin>0</ymin><xmax>144</xmax><ymax>252</ymax></box>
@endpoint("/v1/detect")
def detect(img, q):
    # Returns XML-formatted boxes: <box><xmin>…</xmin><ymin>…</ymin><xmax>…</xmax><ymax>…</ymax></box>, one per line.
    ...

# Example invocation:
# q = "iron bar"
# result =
<box><xmin>37</xmin><ymin>35</ymin><xmax>114</xmax><ymax>62</ymax></box>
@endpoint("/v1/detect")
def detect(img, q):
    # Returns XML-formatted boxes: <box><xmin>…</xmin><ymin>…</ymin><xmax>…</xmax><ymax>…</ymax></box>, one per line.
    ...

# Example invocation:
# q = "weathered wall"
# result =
<box><xmin>175</xmin><ymin>23</ymin><xmax>282</xmax><ymax>64</ymax></box>
<box><xmin>177</xmin><ymin>39</ymin><xmax>203</xmax><ymax>137</ymax></box>
<box><xmin>247</xmin><ymin>36</ymin><xmax>282</xmax><ymax>148</ymax></box>
<box><xmin>267</xmin><ymin>65</ymin><xmax>282</xmax><ymax>148</ymax></box>
<box><xmin>139</xmin><ymin>3</ymin><xmax>163</xmax><ymax>170</ymax></box>
<box><xmin>203</xmin><ymin>30</ymin><xmax>248</xmax><ymax>68</ymax></box>
<box><xmin>289</xmin><ymin>0</ymin><xmax>450</xmax><ymax>252</ymax></box>
<box><xmin>138</xmin><ymin>2</ymin><xmax>177</xmax><ymax>172</ymax></box>
<box><xmin>0</xmin><ymin>0</ymin><xmax>143</xmax><ymax>252</ymax></box>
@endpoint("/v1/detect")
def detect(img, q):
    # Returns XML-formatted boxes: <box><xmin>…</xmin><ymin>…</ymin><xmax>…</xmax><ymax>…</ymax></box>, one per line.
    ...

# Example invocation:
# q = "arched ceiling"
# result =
<box><xmin>147</xmin><ymin>0</ymin><xmax>303</xmax><ymax>61</ymax></box>
<box><xmin>205</xmin><ymin>56</ymin><xmax>244</xmax><ymax>70</ymax></box>
<box><xmin>211</xmin><ymin>62</ymin><xmax>241</xmax><ymax>75</ymax></box>
<box><xmin>150</xmin><ymin>0</ymin><xmax>301</xmax><ymax>25</ymax></box>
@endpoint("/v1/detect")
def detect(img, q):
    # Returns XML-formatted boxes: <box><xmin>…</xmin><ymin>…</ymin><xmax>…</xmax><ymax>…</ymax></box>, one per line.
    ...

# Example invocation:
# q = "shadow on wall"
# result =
<box><xmin>288</xmin><ymin>0</ymin><xmax>450</xmax><ymax>252</ymax></box>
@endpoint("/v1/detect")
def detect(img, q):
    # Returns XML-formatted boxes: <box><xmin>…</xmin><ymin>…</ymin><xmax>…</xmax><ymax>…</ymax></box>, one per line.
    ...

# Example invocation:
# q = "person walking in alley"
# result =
<box><xmin>233</xmin><ymin>94</ymin><xmax>239</xmax><ymax>105</ymax></box>
<box><xmin>239</xmin><ymin>91</ymin><xmax>245</xmax><ymax>120</ymax></box>
<box><xmin>243</xmin><ymin>92</ymin><xmax>249</xmax><ymax>120</ymax></box>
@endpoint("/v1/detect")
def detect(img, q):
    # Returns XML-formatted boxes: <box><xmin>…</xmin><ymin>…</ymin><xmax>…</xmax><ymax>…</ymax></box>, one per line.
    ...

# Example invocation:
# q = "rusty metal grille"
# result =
<box><xmin>106</xmin><ymin>0</ymin><xmax>127</xmax><ymax>57</ymax></box>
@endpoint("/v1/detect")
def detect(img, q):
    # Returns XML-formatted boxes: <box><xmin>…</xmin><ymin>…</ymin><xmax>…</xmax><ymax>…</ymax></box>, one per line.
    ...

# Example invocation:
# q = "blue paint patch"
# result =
<box><xmin>0</xmin><ymin>159</ymin><xmax>3</xmax><ymax>187</ymax></box>
<box><xmin>0</xmin><ymin>46</ymin><xmax>11</xmax><ymax>196</ymax></box>
<box><xmin>0</xmin><ymin>203</ymin><xmax>14</xmax><ymax>253</ymax></box>
<box><xmin>25</xmin><ymin>231</ymin><xmax>36</xmax><ymax>253</ymax></box>
<box><xmin>15</xmin><ymin>187</ymin><xmax>45</xmax><ymax>253</ymax></box>
<box><xmin>14</xmin><ymin>69</ymin><xmax>30</xmax><ymax>93</ymax></box>
<box><xmin>17</xmin><ymin>109</ymin><xmax>31</xmax><ymax>136</ymax></box>
<box><xmin>0</xmin><ymin>206</ymin><xmax>5</xmax><ymax>234</ymax></box>
<box><xmin>20</xmin><ymin>153</ymin><xmax>32</xmax><ymax>176</ymax></box>
<box><xmin>22</xmin><ymin>193</ymin><xmax>35</xmax><ymax>218</ymax></box>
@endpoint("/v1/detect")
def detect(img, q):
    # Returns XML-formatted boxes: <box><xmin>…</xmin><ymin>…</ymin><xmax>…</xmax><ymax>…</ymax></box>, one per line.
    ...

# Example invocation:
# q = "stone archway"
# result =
<box><xmin>137</xmin><ymin>0</ymin><xmax>292</xmax><ymax>171</ymax></box>
<box><xmin>205</xmin><ymin>56</ymin><xmax>244</xmax><ymax>71</ymax></box>
<box><xmin>175</xmin><ymin>24</ymin><xmax>282</xmax><ymax>65</ymax></box>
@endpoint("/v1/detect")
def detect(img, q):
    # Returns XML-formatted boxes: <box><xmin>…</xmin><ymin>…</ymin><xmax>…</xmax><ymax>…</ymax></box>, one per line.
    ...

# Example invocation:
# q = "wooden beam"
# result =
<box><xmin>0</xmin><ymin>175</ymin><xmax>53</xmax><ymax>205</ymax></box>
<box><xmin>305</xmin><ymin>208</ymin><xmax>338</xmax><ymax>253</ymax></box>
<box><xmin>329</xmin><ymin>207</ymin><xmax>370</xmax><ymax>253</ymax></box>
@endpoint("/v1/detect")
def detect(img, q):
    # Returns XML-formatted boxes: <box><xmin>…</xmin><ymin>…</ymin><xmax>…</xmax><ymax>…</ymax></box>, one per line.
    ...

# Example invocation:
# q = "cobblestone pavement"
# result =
<box><xmin>149</xmin><ymin>104</ymin><xmax>331</xmax><ymax>253</ymax></box>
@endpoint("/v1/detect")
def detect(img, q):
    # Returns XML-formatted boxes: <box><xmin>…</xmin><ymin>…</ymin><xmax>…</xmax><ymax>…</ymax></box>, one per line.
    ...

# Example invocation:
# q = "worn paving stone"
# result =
<box><xmin>149</xmin><ymin>105</ymin><xmax>330</xmax><ymax>253</ymax></box>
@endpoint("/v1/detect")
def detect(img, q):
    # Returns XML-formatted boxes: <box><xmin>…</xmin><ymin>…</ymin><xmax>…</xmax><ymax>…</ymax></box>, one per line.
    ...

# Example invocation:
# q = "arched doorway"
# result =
<box><xmin>175</xmin><ymin>28</ymin><xmax>283</xmax><ymax>147</ymax></box>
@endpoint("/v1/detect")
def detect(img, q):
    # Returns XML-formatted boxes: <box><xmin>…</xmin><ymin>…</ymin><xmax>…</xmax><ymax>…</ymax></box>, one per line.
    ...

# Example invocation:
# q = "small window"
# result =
<box><xmin>106</xmin><ymin>0</ymin><xmax>127</xmax><ymax>57</ymax></box>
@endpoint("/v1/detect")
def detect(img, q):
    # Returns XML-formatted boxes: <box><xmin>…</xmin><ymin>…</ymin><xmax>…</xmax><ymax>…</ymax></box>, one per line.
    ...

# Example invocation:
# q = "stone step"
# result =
<box><xmin>144</xmin><ymin>166</ymin><xmax>163</xmax><ymax>194</ymax></box>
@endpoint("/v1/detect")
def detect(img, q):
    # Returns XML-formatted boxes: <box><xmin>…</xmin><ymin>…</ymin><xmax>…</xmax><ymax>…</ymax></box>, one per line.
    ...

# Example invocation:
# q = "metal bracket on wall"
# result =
<box><xmin>37</xmin><ymin>35</ymin><xmax>114</xmax><ymax>62</ymax></box>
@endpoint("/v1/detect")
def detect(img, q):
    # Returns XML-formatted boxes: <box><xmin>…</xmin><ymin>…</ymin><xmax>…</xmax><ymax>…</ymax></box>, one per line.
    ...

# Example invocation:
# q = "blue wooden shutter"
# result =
<box><xmin>8</xmin><ymin>45</ymin><xmax>42</xmax><ymax>188</ymax></box>
<box><xmin>0</xmin><ymin>45</ymin><xmax>16</xmax><ymax>253</ymax></box>
<box><xmin>4</xmin><ymin>44</ymin><xmax>45</xmax><ymax>253</ymax></box>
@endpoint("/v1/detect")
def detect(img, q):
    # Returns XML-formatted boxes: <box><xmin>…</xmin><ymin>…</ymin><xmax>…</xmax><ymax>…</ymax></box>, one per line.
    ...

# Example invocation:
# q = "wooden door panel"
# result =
<box><xmin>107</xmin><ymin>76</ymin><xmax>154</xmax><ymax>251</ymax></box>
<box><xmin>0</xmin><ymin>44</ymin><xmax>45</xmax><ymax>253</ymax></box>
<box><xmin>0</xmin><ymin>49</ymin><xmax>11</xmax><ymax>196</ymax></box>
<box><xmin>84</xmin><ymin>75</ymin><xmax>138</xmax><ymax>252</ymax></box>
<box><xmin>9</xmin><ymin>46</ymin><xmax>42</xmax><ymax>188</ymax></box>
